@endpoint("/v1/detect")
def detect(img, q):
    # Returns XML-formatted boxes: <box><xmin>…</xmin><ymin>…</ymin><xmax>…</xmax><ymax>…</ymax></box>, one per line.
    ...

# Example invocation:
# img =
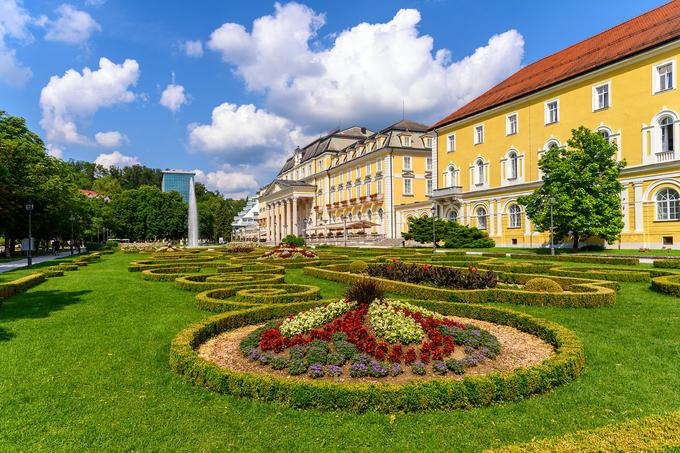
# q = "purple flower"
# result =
<box><xmin>351</xmin><ymin>353</ymin><xmax>370</xmax><ymax>364</ymax></box>
<box><xmin>389</xmin><ymin>363</ymin><xmax>403</xmax><ymax>376</ymax></box>
<box><xmin>350</xmin><ymin>363</ymin><xmax>368</xmax><ymax>377</ymax></box>
<box><xmin>369</xmin><ymin>360</ymin><xmax>388</xmax><ymax>378</ymax></box>
<box><xmin>328</xmin><ymin>365</ymin><xmax>343</xmax><ymax>377</ymax></box>
<box><xmin>432</xmin><ymin>360</ymin><xmax>447</xmax><ymax>375</ymax></box>
<box><xmin>309</xmin><ymin>364</ymin><xmax>324</xmax><ymax>378</ymax></box>
<box><xmin>248</xmin><ymin>348</ymin><xmax>261</xmax><ymax>361</ymax></box>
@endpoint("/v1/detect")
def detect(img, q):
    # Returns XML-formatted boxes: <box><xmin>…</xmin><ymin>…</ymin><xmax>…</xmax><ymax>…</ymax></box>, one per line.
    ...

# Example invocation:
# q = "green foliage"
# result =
<box><xmin>650</xmin><ymin>275</ymin><xmax>680</xmax><ymax>297</ymax></box>
<box><xmin>518</xmin><ymin>127</ymin><xmax>625</xmax><ymax>248</ymax></box>
<box><xmin>344</xmin><ymin>278</ymin><xmax>384</xmax><ymax>305</ymax></box>
<box><xmin>402</xmin><ymin>217</ymin><xmax>495</xmax><ymax>248</ymax></box>
<box><xmin>282</xmin><ymin>234</ymin><xmax>305</xmax><ymax>246</ymax></box>
<box><xmin>347</xmin><ymin>260</ymin><xmax>368</xmax><ymax>273</ymax></box>
<box><xmin>524</xmin><ymin>278</ymin><xmax>564</xmax><ymax>293</ymax></box>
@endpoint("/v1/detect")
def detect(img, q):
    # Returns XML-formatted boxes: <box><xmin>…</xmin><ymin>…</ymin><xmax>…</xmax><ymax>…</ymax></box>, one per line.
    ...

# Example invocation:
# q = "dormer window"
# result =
<box><xmin>424</xmin><ymin>137</ymin><xmax>432</xmax><ymax>148</ymax></box>
<box><xmin>400</xmin><ymin>135</ymin><xmax>412</xmax><ymax>147</ymax></box>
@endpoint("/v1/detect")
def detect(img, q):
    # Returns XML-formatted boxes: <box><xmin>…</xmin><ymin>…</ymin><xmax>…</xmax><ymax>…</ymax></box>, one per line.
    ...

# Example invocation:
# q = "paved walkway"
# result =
<box><xmin>0</xmin><ymin>250</ymin><xmax>82</xmax><ymax>273</ymax></box>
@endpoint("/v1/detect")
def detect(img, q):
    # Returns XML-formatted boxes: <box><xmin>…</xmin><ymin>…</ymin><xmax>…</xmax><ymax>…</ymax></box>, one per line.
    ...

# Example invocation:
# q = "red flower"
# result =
<box><xmin>423</xmin><ymin>263</ymin><xmax>429</xmax><ymax>270</ymax></box>
<box><xmin>386</xmin><ymin>265</ymin><xmax>392</xmax><ymax>271</ymax></box>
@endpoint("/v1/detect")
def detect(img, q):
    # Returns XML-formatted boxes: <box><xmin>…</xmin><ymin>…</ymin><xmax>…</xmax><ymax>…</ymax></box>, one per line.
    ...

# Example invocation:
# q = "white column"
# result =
<box><xmin>286</xmin><ymin>199</ymin><xmax>293</xmax><ymax>236</ymax></box>
<box><xmin>292</xmin><ymin>197</ymin><xmax>298</xmax><ymax>235</ymax></box>
<box><xmin>621</xmin><ymin>186</ymin><xmax>630</xmax><ymax>232</ymax></box>
<box><xmin>634</xmin><ymin>182</ymin><xmax>644</xmax><ymax>233</ymax></box>
<box><xmin>276</xmin><ymin>201</ymin><xmax>283</xmax><ymax>242</ymax></box>
<box><xmin>384</xmin><ymin>156</ymin><xmax>394</xmax><ymax>238</ymax></box>
<box><xmin>524</xmin><ymin>213</ymin><xmax>531</xmax><ymax>236</ymax></box>
<box><xmin>489</xmin><ymin>200</ymin><xmax>496</xmax><ymax>237</ymax></box>
<box><xmin>495</xmin><ymin>198</ymin><xmax>502</xmax><ymax>237</ymax></box>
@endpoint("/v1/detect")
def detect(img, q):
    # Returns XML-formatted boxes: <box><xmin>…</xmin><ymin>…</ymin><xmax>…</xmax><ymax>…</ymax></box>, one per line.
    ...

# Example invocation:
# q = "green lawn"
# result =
<box><xmin>0</xmin><ymin>252</ymin><xmax>679</xmax><ymax>451</ymax></box>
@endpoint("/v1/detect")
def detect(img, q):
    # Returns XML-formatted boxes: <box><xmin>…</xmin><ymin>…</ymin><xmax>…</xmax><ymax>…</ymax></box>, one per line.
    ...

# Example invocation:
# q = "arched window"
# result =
<box><xmin>447</xmin><ymin>209</ymin><xmax>458</xmax><ymax>223</ymax></box>
<box><xmin>508</xmin><ymin>204</ymin><xmax>522</xmax><ymax>228</ymax></box>
<box><xmin>378</xmin><ymin>208</ymin><xmax>384</xmax><ymax>222</ymax></box>
<box><xmin>598</xmin><ymin>129</ymin><xmax>610</xmax><ymax>140</ymax></box>
<box><xmin>475</xmin><ymin>207</ymin><xmax>487</xmax><ymax>230</ymax></box>
<box><xmin>656</xmin><ymin>188</ymin><xmax>680</xmax><ymax>220</ymax></box>
<box><xmin>476</xmin><ymin>159</ymin><xmax>485</xmax><ymax>185</ymax></box>
<box><xmin>508</xmin><ymin>151</ymin><xmax>518</xmax><ymax>180</ymax></box>
<box><xmin>348</xmin><ymin>213</ymin><xmax>353</xmax><ymax>222</ymax></box>
<box><xmin>447</xmin><ymin>165</ymin><xmax>456</xmax><ymax>187</ymax></box>
<box><xmin>367</xmin><ymin>209</ymin><xmax>372</xmax><ymax>221</ymax></box>
<box><xmin>660</xmin><ymin>116</ymin><xmax>675</xmax><ymax>153</ymax></box>
<box><xmin>357</xmin><ymin>211</ymin><xmax>362</xmax><ymax>221</ymax></box>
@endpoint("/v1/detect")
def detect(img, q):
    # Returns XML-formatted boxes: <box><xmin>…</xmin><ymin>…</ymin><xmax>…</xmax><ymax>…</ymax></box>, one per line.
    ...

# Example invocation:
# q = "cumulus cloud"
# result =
<box><xmin>182</xmin><ymin>39</ymin><xmax>203</xmax><ymax>57</ymax></box>
<box><xmin>194</xmin><ymin>169</ymin><xmax>259</xmax><ymax>198</ymax></box>
<box><xmin>40</xmin><ymin>57</ymin><xmax>140</xmax><ymax>145</ymax></box>
<box><xmin>208</xmin><ymin>3</ymin><xmax>524</xmax><ymax>127</ymax></box>
<box><xmin>188</xmin><ymin>102</ymin><xmax>312</xmax><ymax>166</ymax></box>
<box><xmin>0</xmin><ymin>0</ymin><xmax>34</xmax><ymax>86</ymax></box>
<box><xmin>94</xmin><ymin>150</ymin><xmax>139</xmax><ymax>168</ymax></box>
<box><xmin>46</xmin><ymin>143</ymin><xmax>63</xmax><ymax>159</ymax></box>
<box><xmin>44</xmin><ymin>4</ymin><xmax>100</xmax><ymax>45</ymax></box>
<box><xmin>95</xmin><ymin>130</ymin><xmax>127</xmax><ymax>147</ymax></box>
<box><xmin>160</xmin><ymin>83</ymin><xmax>188</xmax><ymax>112</ymax></box>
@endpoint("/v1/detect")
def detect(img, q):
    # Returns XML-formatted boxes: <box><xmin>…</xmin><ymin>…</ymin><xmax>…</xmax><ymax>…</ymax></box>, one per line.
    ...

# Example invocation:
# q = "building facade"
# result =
<box><xmin>161</xmin><ymin>170</ymin><xmax>195</xmax><ymax>203</ymax></box>
<box><xmin>259</xmin><ymin>120</ymin><xmax>434</xmax><ymax>244</ymax></box>
<box><xmin>231</xmin><ymin>195</ymin><xmax>261</xmax><ymax>242</ymax></box>
<box><xmin>430</xmin><ymin>2</ymin><xmax>680</xmax><ymax>249</ymax></box>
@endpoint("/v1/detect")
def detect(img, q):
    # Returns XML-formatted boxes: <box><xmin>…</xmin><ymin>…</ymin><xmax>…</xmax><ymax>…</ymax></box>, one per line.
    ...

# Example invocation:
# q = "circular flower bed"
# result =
<box><xmin>239</xmin><ymin>298</ymin><xmax>500</xmax><ymax>378</ymax></box>
<box><xmin>261</xmin><ymin>246</ymin><xmax>317</xmax><ymax>259</ymax></box>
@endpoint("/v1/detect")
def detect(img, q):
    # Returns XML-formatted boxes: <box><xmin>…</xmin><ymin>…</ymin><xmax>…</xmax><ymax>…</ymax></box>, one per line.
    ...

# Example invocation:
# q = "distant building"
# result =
<box><xmin>78</xmin><ymin>189</ymin><xmax>110</xmax><ymax>203</ymax></box>
<box><xmin>231</xmin><ymin>194</ymin><xmax>261</xmax><ymax>242</ymax></box>
<box><xmin>161</xmin><ymin>170</ymin><xmax>195</xmax><ymax>203</ymax></box>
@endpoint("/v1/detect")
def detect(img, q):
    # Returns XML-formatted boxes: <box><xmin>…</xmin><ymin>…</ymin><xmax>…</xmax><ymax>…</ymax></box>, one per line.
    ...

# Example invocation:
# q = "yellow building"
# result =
<box><xmin>259</xmin><ymin>120</ymin><xmax>434</xmax><ymax>243</ymax></box>
<box><xmin>431</xmin><ymin>1</ymin><xmax>680</xmax><ymax>249</ymax></box>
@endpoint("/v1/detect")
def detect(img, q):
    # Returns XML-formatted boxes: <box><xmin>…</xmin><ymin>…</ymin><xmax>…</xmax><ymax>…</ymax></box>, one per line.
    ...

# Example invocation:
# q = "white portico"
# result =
<box><xmin>259</xmin><ymin>180</ymin><xmax>316</xmax><ymax>244</ymax></box>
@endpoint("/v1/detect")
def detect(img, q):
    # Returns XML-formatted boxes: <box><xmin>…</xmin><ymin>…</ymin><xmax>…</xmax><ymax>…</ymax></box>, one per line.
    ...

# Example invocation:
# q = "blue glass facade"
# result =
<box><xmin>162</xmin><ymin>172</ymin><xmax>193</xmax><ymax>203</ymax></box>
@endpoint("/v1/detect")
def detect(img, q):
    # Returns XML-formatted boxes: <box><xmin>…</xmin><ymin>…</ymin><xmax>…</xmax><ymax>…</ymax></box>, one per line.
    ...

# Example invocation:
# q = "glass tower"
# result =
<box><xmin>161</xmin><ymin>171</ymin><xmax>194</xmax><ymax>203</ymax></box>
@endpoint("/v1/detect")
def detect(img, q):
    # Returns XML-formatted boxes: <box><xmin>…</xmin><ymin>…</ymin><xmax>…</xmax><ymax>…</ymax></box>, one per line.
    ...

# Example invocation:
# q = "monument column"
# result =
<box><xmin>292</xmin><ymin>197</ymin><xmax>299</xmax><ymax>236</ymax></box>
<box><xmin>277</xmin><ymin>201</ymin><xmax>283</xmax><ymax>242</ymax></box>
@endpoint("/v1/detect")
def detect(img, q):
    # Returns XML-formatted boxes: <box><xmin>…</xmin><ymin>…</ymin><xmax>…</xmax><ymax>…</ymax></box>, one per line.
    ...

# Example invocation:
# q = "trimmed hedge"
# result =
<box><xmin>305</xmin><ymin>265</ymin><xmax>616</xmax><ymax>308</ymax></box>
<box><xmin>175</xmin><ymin>273</ymin><xmax>285</xmax><ymax>292</ymax></box>
<box><xmin>492</xmin><ymin>409</ymin><xmax>680</xmax><ymax>452</ymax></box>
<box><xmin>653</xmin><ymin>259</ymin><xmax>680</xmax><ymax>269</ymax></box>
<box><xmin>0</xmin><ymin>273</ymin><xmax>47</xmax><ymax>302</ymax></box>
<box><xmin>169</xmin><ymin>300</ymin><xmax>584</xmax><ymax>413</ymax></box>
<box><xmin>232</xmin><ymin>284</ymin><xmax>321</xmax><ymax>304</ymax></box>
<box><xmin>141</xmin><ymin>267</ymin><xmax>202</xmax><ymax>282</ymax></box>
<box><xmin>650</xmin><ymin>274</ymin><xmax>680</xmax><ymax>297</ymax></box>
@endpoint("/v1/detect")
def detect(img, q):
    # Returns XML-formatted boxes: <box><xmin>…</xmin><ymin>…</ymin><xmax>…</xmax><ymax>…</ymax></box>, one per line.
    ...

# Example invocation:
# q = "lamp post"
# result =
<box><xmin>549</xmin><ymin>196</ymin><xmax>556</xmax><ymax>255</ymax></box>
<box><xmin>431</xmin><ymin>205</ymin><xmax>437</xmax><ymax>254</ymax></box>
<box><xmin>25</xmin><ymin>200</ymin><xmax>33</xmax><ymax>267</ymax></box>
<box><xmin>69</xmin><ymin>214</ymin><xmax>75</xmax><ymax>255</ymax></box>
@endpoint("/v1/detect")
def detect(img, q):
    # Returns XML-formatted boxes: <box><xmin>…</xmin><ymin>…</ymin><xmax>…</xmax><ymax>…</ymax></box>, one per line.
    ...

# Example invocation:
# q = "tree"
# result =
<box><xmin>402</xmin><ymin>217</ymin><xmax>495</xmax><ymax>248</ymax></box>
<box><xmin>518</xmin><ymin>126</ymin><xmax>625</xmax><ymax>249</ymax></box>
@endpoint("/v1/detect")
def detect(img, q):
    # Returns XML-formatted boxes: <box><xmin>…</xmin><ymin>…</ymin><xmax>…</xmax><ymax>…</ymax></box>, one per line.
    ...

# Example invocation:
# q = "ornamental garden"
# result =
<box><xmin>0</xmin><ymin>244</ymin><xmax>679</xmax><ymax>450</ymax></box>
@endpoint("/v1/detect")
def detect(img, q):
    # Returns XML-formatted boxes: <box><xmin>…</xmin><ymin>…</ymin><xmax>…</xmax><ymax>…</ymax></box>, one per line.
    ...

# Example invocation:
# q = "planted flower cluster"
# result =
<box><xmin>261</xmin><ymin>245</ymin><xmax>317</xmax><ymax>259</ymax></box>
<box><xmin>239</xmin><ymin>296</ymin><xmax>501</xmax><ymax>379</ymax></box>
<box><xmin>366</xmin><ymin>260</ymin><xmax>497</xmax><ymax>290</ymax></box>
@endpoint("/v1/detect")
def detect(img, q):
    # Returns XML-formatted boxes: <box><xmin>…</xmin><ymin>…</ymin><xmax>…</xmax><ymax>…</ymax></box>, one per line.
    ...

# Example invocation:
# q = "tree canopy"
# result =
<box><xmin>518</xmin><ymin>126</ymin><xmax>625</xmax><ymax>248</ymax></box>
<box><xmin>402</xmin><ymin>217</ymin><xmax>495</xmax><ymax>248</ymax></box>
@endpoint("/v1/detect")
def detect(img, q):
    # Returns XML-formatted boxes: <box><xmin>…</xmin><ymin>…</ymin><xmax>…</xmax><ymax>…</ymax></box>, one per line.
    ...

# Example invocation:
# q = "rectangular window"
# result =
<box><xmin>474</xmin><ymin>125</ymin><xmax>484</xmax><ymax>144</ymax></box>
<box><xmin>377</xmin><ymin>159</ymin><xmax>383</xmax><ymax>173</ymax></box>
<box><xmin>403</xmin><ymin>156</ymin><xmax>412</xmax><ymax>171</ymax></box>
<box><xmin>506</xmin><ymin>113</ymin><xmax>518</xmax><ymax>135</ymax></box>
<box><xmin>593</xmin><ymin>82</ymin><xmax>610</xmax><ymax>110</ymax></box>
<box><xmin>356</xmin><ymin>185</ymin><xmax>361</xmax><ymax>198</ymax></box>
<box><xmin>426</xmin><ymin>179</ymin><xmax>433</xmax><ymax>195</ymax></box>
<box><xmin>403</xmin><ymin>178</ymin><xmax>413</xmax><ymax>195</ymax></box>
<box><xmin>401</xmin><ymin>135</ymin><xmax>411</xmax><ymax>147</ymax></box>
<box><xmin>317</xmin><ymin>159</ymin><xmax>323</xmax><ymax>171</ymax></box>
<box><xmin>426</xmin><ymin>157</ymin><xmax>432</xmax><ymax>171</ymax></box>
<box><xmin>377</xmin><ymin>179</ymin><xmax>382</xmax><ymax>195</ymax></box>
<box><xmin>447</xmin><ymin>134</ymin><xmax>456</xmax><ymax>152</ymax></box>
<box><xmin>424</xmin><ymin>137</ymin><xmax>432</xmax><ymax>148</ymax></box>
<box><xmin>658</xmin><ymin>63</ymin><xmax>674</xmax><ymax>91</ymax></box>
<box><xmin>365</xmin><ymin>162</ymin><xmax>370</xmax><ymax>176</ymax></box>
<box><xmin>545</xmin><ymin>100</ymin><xmax>559</xmax><ymax>124</ymax></box>
<box><xmin>365</xmin><ymin>182</ymin><xmax>371</xmax><ymax>197</ymax></box>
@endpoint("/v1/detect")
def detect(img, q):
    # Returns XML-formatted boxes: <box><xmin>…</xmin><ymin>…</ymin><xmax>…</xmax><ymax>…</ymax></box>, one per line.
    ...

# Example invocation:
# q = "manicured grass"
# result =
<box><xmin>0</xmin><ymin>252</ymin><xmax>679</xmax><ymax>451</ymax></box>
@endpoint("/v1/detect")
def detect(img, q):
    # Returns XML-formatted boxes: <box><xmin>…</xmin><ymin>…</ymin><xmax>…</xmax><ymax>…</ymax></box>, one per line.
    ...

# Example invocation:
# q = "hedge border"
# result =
<box><xmin>232</xmin><ymin>284</ymin><xmax>321</xmax><ymax>304</ymax></box>
<box><xmin>653</xmin><ymin>259</ymin><xmax>680</xmax><ymax>269</ymax></box>
<box><xmin>174</xmin><ymin>273</ymin><xmax>285</xmax><ymax>292</ymax></box>
<box><xmin>650</xmin><ymin>274</ymin><xmax>680</xmax><ymax>297</ymax></box>
<box><xmin>0</xmin><ymin>273</ymin><xmax>46</xmax><ymax>302</ymax></box>
<box><xmin>305</xmin><ymin>265</ymin><xmax>616</xmax><ymax>308</ymax></box>
<box><xmin>169</xmin><ymin>300</ymin><xmax>584</xmax><ymax>413</ymax></box>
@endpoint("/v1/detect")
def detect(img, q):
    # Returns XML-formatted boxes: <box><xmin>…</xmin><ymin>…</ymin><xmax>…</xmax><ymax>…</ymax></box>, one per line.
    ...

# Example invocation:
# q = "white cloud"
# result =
<box><xmin>182</xmin><ymin>39</ymin><xmax>203</xmax><ymax>58</ymax></box>
<box><xmin>194</xmin><ymin>169</ymin><xmax>259</xmax><ymax>198</ymax></box>
<box><xmin>44</xmin><ymin>4</ymin><xmax>100</xmax><ymax>45</ymax></box>
<box><xmin>0</xmin><ymin>0</ymin><xmax>34</xmax><ymax>86</ymax></box>
<box><xmin>40</xmin><ymin>57</ymin><xmax>140</xmax><ymax>144</ymax></box>
<box><xmin>95</xmin><ymin>130</ymin><xmax>127</xmax><ymax>147</ymax></box>
<box><xmin>160</xmin><ymin>83</ymin><xmax>188</xmax><ymax>112</ymax></box>
<box><xmin>46</xmin><ymin>143</ymin><xmax>63</xmax><ymax>159</ymax></box>
<box><xmin>94</xmin><ymin>150</ymin><xmax>139</xmax><ymax>168</ymax></box>
<box><xmin>188</xmin><ymin>102</ymin><xmax>312</xmax><ymax>165</ymax></box>
<box><xmin>208</xmin><ymin>4</ymin><xmax>524</xmax><ymax>127</ymax></box>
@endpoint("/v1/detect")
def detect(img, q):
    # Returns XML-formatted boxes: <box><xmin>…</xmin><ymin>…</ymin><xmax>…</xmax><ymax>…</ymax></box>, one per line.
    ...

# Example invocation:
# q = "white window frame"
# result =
<box><xmin>656</xmin><ymin>187</ymin><xmax>680</xmax><ymax>221</ymax></box>
<box><xmin>592</xmin><ymin>81</ymin><xmax>611</xmax><ymax>111</ymax></box>
<box><xmin>475</xmin><ymin>207</ymin><xmax>487</xmax><ymax>230</ymax></box>
<box><xmin>545</xmin><ymin>99</ymin><xmax>559</xmax><ymax>125</ymax></box>
<box><xmin>447</xmin><ymin>133</ymin><xmax>456</xmax><ymax>152</ymax></box>
<box><xmin>424</xmin><ymin>136</ymin><xmax>433</xmax><ymax>148</ymax></box>
<box><xmin>475</xmin><ymin>158</ymin><xmax>485</xmax><ymax>185</ymax></box>
<box><xmin>474</xmin><ymin>124</ymin><xmax>484</xmax><ymax>145</ymax></box>
<box><xmin>365</xmin><ymin>162</ymin><xmax>371</xmax><ymax>176</ymax></box>
<box><xmin>403</xmin><ymin>178</ymin><xmax>413</xmax><ymax>196</ymax></box>
<box><xmin>403</xmin><ymin>155</ymin><xmax>412</xmax><ymax>171</ymax></box>
<box><xmin>356</xmin><ymin>185</ymin><xmax>361</xmax><ymax>199</ymax></box>
<box><xmin>377</xmin><ymin>159</ymin><xmax>383</xmax><ymax>173</ymax></box>
<box><xmin>401</xmin><ymin>135</ymin><xmax>412</xmax><ymax>147</ymax></box>
<box><xmin>426</xmin><ymin>157</ymin><xmax>432</xmax><ymax>172</ymax></box>
<box><xmin>365</xmin><ymin>182</ymin><xmax>371</xmax><ymax>197</ymax></box>
<box><xmin>426</xmin><ymin>179</ymin><xmax>433</xmax><ymax>195</ymax></box>
<box><xmin>377</xmin><ymin>179</ymin><xmax>382</xmax><ymax>195</ymax></box>
<box><xmin>653</xmin><ymin>59</ymin><xmax>676</xmax><ymax>94</ymax></box>
<box><xmin>507</xmin><ymin>151</ymin><xmax>519</xmax><ymax>180</ymax></box>
<box><xmin>508</xmin><ymin>204</ymin><xmax>522</xmax><ymax>228</ymax></box>
<box><xmin>506</xmin><ymin>113</ymin><xmax>518</xmax><ymax>135</ymax></box>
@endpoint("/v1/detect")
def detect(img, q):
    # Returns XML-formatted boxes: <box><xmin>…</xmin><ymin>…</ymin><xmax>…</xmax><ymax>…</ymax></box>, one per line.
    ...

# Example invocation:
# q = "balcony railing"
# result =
<box><xmin>656</xmin><ymin>150</ymin><xmax>676</xmax><ymax>162</ymax></box>
<box><xmin>430</xmin><ymin>186</ymin><xmax>463</xmax><ymax>199</ymax></box>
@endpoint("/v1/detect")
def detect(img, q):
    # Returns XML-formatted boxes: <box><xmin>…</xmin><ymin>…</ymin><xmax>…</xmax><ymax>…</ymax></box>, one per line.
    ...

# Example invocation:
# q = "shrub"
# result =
<box><xmin>282</xmin><ymin>235</ymin><xmax>305</xmax><ymax>246</ymax></box>
<box><xmin>105</xmin><ymin>240</ymin><xmax>119</xmax><ymax>248</ymax></box>
<box><xmin>344</xmin><ymin>278</ymin><xmax>385</xmax><ymax>305</ymax></box>
<box><xmin>402</xmin><ymin>217</ymin><xmax>495</xmax><ymax>248</ymax></box>
<box><xmin>524</xmin><ymin>278</ymin><xmax>564</xmax><ymax>293</ymax></box>
<box><xmin>366</xmin><ymin>261</ymin><xmax>497</xmax><ymax>290</ymax></box>
<box><xmin>85</xmin><ymin>241</ymin><xmax>104</xmax><ymax>251</ymax></box>
<box><xmin>348</xmin><ymin>260</ymin><xmax>368</xmax><ymax>274</ymax></box>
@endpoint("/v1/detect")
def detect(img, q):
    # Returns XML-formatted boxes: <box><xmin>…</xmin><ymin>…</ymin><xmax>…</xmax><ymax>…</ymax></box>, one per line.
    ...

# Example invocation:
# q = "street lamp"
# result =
<box><xmin>69</xmin><ymin>214</ymin><xmax>75</xmax><ymax>255</ymax></box>
<box><xmin>431</xmin><ymin>205</ymin><xmax>437</xmax><ymax>254</ymax></box>
<box><xmin>549</xmin><ymin>196</ymin><xmax>556</xmax><ymax>255</ymax></box>
<box><xmin>25</xmin><ymin>200</ymin><xmax>33</xmax><ymax>267</ymax></box>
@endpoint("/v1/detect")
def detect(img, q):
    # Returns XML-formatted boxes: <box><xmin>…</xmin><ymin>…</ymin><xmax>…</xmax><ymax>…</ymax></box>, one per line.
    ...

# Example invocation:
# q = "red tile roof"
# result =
<box><xmin>432</xmin><ymin>1</ymin><xmax>680</xmax><ymax>130</ymax></box>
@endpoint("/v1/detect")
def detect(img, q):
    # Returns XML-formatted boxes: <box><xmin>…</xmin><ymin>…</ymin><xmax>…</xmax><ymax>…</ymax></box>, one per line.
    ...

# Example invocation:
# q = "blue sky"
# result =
<box><xmin>0</xmin><ymin>0</ymin><xmax>667</xmax><ymax>197</ymax></box>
